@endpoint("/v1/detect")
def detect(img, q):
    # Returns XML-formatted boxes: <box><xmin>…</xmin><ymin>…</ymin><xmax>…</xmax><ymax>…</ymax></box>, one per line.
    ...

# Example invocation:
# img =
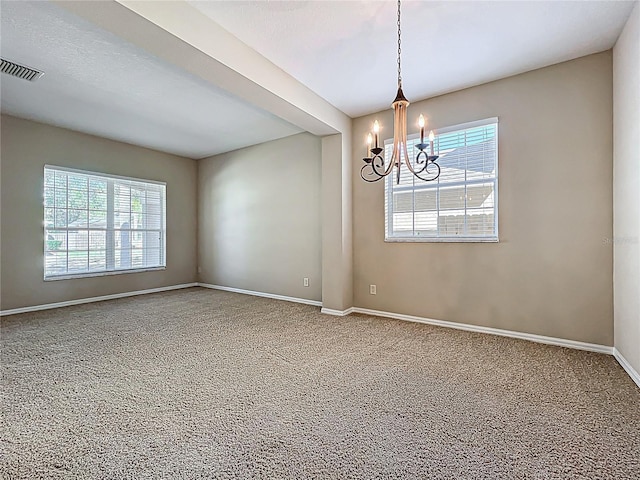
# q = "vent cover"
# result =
<box><xmin>1</xmin><ymin>58</ymin><xmax>44</xmax><ymax>82</ymax></box>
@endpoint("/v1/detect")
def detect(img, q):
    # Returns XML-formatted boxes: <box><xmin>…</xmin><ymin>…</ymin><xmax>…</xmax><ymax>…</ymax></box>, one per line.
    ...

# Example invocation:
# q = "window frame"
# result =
<box><xmin>384</xmin><ymin>117</ymin><xmax>499</xmax><ymax>243</ymax></box>
<box><xmin>43</xmin><ymin>165</ymin><xmax>167</xmax><ymax>281</ymax></box>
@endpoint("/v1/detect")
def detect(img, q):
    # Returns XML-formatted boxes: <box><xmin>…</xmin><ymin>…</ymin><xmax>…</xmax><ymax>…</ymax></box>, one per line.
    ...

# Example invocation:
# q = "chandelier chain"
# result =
<box><xmin>397</xmin><ymin>0</ymin><xmax>402</xmax><ymax>88</ymax></box>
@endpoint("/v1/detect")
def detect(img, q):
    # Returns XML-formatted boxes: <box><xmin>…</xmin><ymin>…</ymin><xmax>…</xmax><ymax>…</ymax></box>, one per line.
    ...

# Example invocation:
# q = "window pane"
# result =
<box><xmin>116</xmin><ymin>249</ymin><xmax>132</xmax><ymax>269</ymax></box>
<box><xmin>89</xmin><ymin>210</ymin><xmax>107</xmax><ymax>229</ymax></box>
<box><xmin>45</xmin><ymin>169</ymin><xmax>55</xmax><ymax>188</ymax></box>
<box><xmin>414</xmin><ymin>212</ymin><xmax>438</xmax><ymax>235</ymax></box>
<box><xmin>114</xmin><ymin>184</ymin><xmax>131</xmax><ymax>212</ymax></box>
<box><xmin>144</xmin><ymin>231</ymin><xmax>161</xmax><ymax>250</ymax></box>
<box><xmin>45</xmin><ymin>251</ymin><xmax>67</xmax><ymax>276</ymax></box>
<box><xmin>68</xmin><ymin>209</ymin><xmax>88</xmax><ymax>228</ymax></box>
<box><xmin>114</xmin><ymin>212</ymin><xmax>131</xmax><ymax>230</ymax></box>
<box><xmin>392</xmin><ymin>213</ymin><xmax>414</xmax><ymax>233</ymax></box>
<box><xmin>89</xmin><ymin>250</ymin><xmax>106</xmax><ymax>271</ymax></box>
<box><xmin>146</xmin><ymin>214</ymin><xmax>162</xmax><ymax>229</ymax></box>
<box><xmin>44</xmin><ymin>188</ymin><xmax>55</xmax><ymax>208</ymax></box>
<box><xmin>116</xmin><ymin>230</ymin><xmax>131</xmax><ymax>250</ymax></box>
<box><xmin>144</xmin><ymin>248</ymin><xmax>161</xmax><ymax>267</ymax></box>
<box><xmin>44</xmin><ymin>208</ymin><xmax>55</xmax><ymax>228</ymax></box>
<box><xmin>89</xmin><ymin>180</ymin><xmax>107</xmax><ymax>211</ymax></box>
<box><xmin>89</xmin><ymin>231</ymin><xmax>106</xmax><ymax>251</ymax></box>
<box><xmin>68</xmin><ymin>173</ymin><xmax>87</xmax><ymax>191</ymax></box>
<box><xmin>68</xmin><ymin>231</ymin><xmax>88</xmax><ymax>251</ymax></box>
<box><xmin>55</xmin><ymin>209</ymin><xmax>67</xmax><ymax>228</ymax></box>
<box><xmin>438</xmin><ymin>214</ymin><xmax>465</xmax><ymax>236</ymax></box>
<box><xmin>439</xmin><ymin>186</ymin><xmax>466</xmax><ymax>210</ymax></box>
<box><xmin>68</xmin><ymin>251</ymin><xmax>88</xmax><ymax>272</ymax></box>
<box><xmin>414</xmin><ymin>189</ymin><xmax>437</xmax><ymax>211</ymax></box>
<box><xmin>55</xmin><ymin>189</ymin><xmax>67</xmax><ymax>208</ymax></box>
<box><xmin>131</xmin><ymin>249</ymin><xmax>144</xmax><ymax>269</ymax></box>
<box><xmin>393</xmin><ymin>191</ymin><xmax>414</xmax><ymax>213</ymax></box>
<box><xmin>54</xmin><ymin>171</ymin><xmax>67</xmax><ymax>189</ymax></box>
<box><xmin>68</xmin><ymin>189</ymin><xmax>88</xmax><ymax>210</ymax></box>
<box><xmin>466</xmin><ymin>209</ymin><xmax>495</xmax><ymax>236</ymax></box>
<box><xmin>46</xmin><ymin>230</ymin><xmax>66</xmax><ymax>252</ymax></box>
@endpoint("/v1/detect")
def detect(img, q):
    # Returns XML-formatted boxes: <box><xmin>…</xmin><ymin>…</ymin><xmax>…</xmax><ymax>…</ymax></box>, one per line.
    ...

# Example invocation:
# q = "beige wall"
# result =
<box><xmin>198</xmin><ymin>133</ymin><xmax>322</xmax><ymax>302</ymax></box>
<box><xmin>352</xmin><ymin>52</ymin><xmax>614</xmax><ymax>345</ymax></box>
<box><xmin>0</xmin><ymin>115</ymin><xmax>197</xmax><ymax>311</ymax></box>
<box><xmin>613</xmin><ymin>4</ymin><xmax>640</xmax><ymax>373</ymax></box>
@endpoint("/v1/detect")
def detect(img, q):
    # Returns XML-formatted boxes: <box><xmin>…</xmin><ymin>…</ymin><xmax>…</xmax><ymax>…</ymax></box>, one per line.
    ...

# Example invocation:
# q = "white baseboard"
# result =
<box><xmin>0</xmin><ymin>283</ymin><xmax>198</xmax><ymax>316</ymax></box>
<box><xmin>351</xmin><ymin>307</ymin><xmax>613</xmax><ymax>355</ymax></box>
<box><xmin>320</xmin><ymin>307</ymin><xmax>354</xmax><ymax>316</ymax></box>
<box><xmin>197</xmin><ymin>283</ymin><xmax>322</xmax><ymax>307</ymax></box>
<box><xmin>613</xmin><ymin>348</ymin><xmax>640</xmax><ymax>389</ymax></box>
<box><xmin>3</xmin><ymin>282</ymin><xmax>636</xmax><ymax>388</ymax></box>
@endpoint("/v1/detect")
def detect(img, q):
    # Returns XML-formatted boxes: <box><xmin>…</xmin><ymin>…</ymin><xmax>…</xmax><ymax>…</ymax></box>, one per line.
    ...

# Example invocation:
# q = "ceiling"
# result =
<box><xmin>0</xmin><ymin>0</ymin><xmax>302</xmax><ymax>159</ymax></box>
<box><xmin>0</xmin><ymin>1</ymin><xmax>636</xmax><ymax>157</ymax></box>
<box><xmin>190</xmin><ymin>0</ymin><xmax>636</xmax><ymax>117</ymax></box>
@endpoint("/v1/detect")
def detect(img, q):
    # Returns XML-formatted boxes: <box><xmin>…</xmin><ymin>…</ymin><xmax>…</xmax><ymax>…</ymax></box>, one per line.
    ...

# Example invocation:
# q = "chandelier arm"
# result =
<box><xmin>361</xmin><ymin>152</ymin><xmax>386</xmax><ymax>181</ymax></box>
<box><xmin>386</xmin><ymin>148</ymin><xmax>398</xmax><ymax>177</ymax></box>
<box><xmin>404</xmin><ymin>143</ymin><xmax>428</xmax><ymax>175</ymax></box>
<box><xmin>414</xmin><ymin>162</ymin><xmax>441</xmax><ymax>182</ymax></box>
<box><xmin>385</xmin><ymin>127</ymin><xmax>400</xmax><ymax>178</ymax></box>
<box><xmin>394</xmin><ymin>101</ymin><xmax>409</xmax><ymax>183</ymax></box>
<box><xmin>406</xmin><ymin>156</ymin><xmax>441</xmax><ymax>182</ymax></box>
<box><xmin>370</xmin><ymin>152</ymin><xmax>388</xmax><ymax>177</ymax></box>
<box><xmin>360</xmin><ymin>164</ymin><xmax>385</xmax><ymax>182</ymax></box>
<box><xmin>405</xmin><ymin>144</ymin><xmax>441</xmax><ymax>181</ymax></box>
<box><xmin>409</xmin><ymin>150</ymin><xmax>429</xmax><ymax>174</ymax></box>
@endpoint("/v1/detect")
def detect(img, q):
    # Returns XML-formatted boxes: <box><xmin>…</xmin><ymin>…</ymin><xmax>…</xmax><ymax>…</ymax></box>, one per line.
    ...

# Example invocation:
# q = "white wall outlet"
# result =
<box><xmin>303</xmin><ymin>277</ymin><xmax>309</xmax><ymax>287</ymax></box>
<box><xmin>197</xmin><ymin>266</ymin><xmax>202</xmax><ymax>274</ymax></box>
<box><xmin>370</xmin><ymin>284</ymin><xmax>377</xmax><ymax>295</ymax></box>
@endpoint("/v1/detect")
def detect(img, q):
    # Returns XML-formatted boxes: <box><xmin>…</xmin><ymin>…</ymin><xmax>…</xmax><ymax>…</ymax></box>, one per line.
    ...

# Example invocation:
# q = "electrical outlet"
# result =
<box><xmin>303</xmin><ymin>277</ymin><xmax>309</xmax><ymax>287</ymax></box>
<box><xmin>370</xmin><ymin>284</ymin><xmax>377</xmax><ymax>295</ymax></box>
<box><xmin>197</xmin><ymin>266</ymin><xmax>202</xmax><ymax>274</ymax></box>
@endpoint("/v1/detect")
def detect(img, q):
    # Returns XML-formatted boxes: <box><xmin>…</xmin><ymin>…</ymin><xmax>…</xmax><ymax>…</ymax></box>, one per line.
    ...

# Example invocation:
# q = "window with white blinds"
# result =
<box><xmin>44</xmin><ymin>166</ymin><xmax>166</xmax><ymax>279</ymax></box>
<box><xmin>385</xmin><ymin>118</ymin><xmax>498</xmax><ymax>242</ymax></box>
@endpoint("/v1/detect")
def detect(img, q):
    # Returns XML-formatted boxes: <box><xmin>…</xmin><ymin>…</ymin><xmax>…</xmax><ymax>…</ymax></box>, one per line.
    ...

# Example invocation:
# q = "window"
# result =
<box><xmin>44</xmin><ymin>166</ymin><xmax>166</xmax><ymax>279</ymax></box>
<box><xmin>385</xmin><ymin>118</ymin><xmax>498</xmax><ymax>242</ymax></box>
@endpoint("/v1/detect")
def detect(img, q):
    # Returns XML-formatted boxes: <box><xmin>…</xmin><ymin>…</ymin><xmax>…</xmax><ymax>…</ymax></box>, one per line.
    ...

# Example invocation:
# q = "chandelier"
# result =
<box><xmin>361</xmin><ymin>0</ymin><xmax>441</xmax><ymax>184</ymax></box>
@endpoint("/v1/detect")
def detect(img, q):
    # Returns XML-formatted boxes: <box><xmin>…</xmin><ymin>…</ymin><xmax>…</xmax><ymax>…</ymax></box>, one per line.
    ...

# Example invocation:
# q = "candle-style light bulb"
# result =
<box><xmin>418</xmin><ymin>114</ymin><xmax>425</xmax><ymax>144</ymax></box>
<box><xmin>366</xmin><ymin>133</ymin><xmax>372</xmax><ymax>157</ymax></box>
<box><xmin>429</xmin><ymin>130</ymin><xmax>435</xmax><ymax>156</ymax></box>
<box><xmin>373</xmin><ymin>120</ymin><xmax>380</xmax><ymax>148</ymax></box>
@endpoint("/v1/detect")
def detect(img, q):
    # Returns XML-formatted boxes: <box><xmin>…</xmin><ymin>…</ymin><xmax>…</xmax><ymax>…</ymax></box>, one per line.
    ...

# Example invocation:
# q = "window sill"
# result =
<box><xmin>385</xmin><ymin>237</ymin><xmax>499</xmax><ymax>243</ymax></box>
<box><xmin>44</xmin><ymin>266</ymin><xmax>166</xmax><ymax>281</ymax></box>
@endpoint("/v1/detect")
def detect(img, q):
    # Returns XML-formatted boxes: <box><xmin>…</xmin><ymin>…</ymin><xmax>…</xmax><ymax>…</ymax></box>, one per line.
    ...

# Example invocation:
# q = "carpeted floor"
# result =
<box><xmin>1</xmin><ymin>288</ymin><xmax>639</xmax><ymax>479</ymax></box>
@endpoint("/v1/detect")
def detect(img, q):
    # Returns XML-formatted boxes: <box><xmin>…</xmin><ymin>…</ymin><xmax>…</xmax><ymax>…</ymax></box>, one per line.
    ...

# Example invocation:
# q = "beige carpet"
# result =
<box><xmin>1</xmin><ymin>287</ymin><xmax>639</xmax><ymax>479</ymax></box>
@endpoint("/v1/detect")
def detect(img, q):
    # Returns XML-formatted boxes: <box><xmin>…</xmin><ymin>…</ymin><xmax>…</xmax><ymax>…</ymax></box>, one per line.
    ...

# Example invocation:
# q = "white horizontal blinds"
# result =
<box><xmin>385</xmin><ymin>120</ymin><xmax>498</xmax><ymax>240</ymax></box>
<box><xmin>112</xmin><ymin>179</ymin><xmax>165</xmax><ymax>271</ymax></box>
<box><xmin>44</xmin><ymin>167</ymin><xmax>166</xmax><ymax>278</ymax></box>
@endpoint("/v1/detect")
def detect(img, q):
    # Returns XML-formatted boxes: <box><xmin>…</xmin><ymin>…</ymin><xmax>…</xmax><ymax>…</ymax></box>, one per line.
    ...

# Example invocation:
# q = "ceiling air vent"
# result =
<box><xmin>1</xmin><ymin>58</ymin><xmax>44</xmax><ymax>82</ymax></box>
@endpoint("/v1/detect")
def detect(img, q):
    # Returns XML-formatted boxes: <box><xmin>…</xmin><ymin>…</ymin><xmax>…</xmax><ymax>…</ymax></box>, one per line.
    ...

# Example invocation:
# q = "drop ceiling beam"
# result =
<box><xmin>54</xmin><ymin>0</ymin><xmax>350</xmax><ymax>136</ymax></box>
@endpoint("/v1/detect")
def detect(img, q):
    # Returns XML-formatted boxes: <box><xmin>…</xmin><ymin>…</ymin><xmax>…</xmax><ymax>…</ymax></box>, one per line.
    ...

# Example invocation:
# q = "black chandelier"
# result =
<box><xmin>361</xmin><ymin>0</ymin><xmax>441</xmax><ymax>184</ymax></box>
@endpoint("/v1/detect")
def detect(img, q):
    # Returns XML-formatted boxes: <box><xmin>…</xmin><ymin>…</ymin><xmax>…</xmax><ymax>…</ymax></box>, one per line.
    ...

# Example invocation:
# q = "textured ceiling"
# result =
<box><xmin>189</xmin><ymin>0</ymin><xmax>636</xmax><ymax>117</ymax></box>
<box><xmin>0</xmin><ymin>1</ymin><xmax>301</xmax><ymax>159</ymax></box>
<box><xmin>0</xmin><ymin>1</ymin><xmax>635</xmax><ymax>157</ymax></box>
